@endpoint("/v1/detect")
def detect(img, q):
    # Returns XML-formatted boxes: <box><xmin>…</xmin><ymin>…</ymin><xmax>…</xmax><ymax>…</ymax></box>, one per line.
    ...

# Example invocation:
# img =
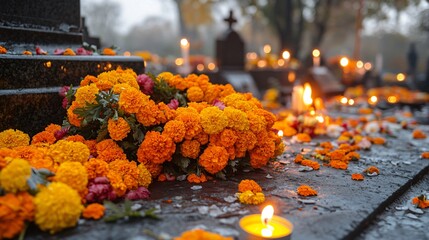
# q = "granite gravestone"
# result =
<box><xmin>215</xmin><ymin>10</ymin><xmax>260</xmax><ymax>99</ymax></box>
<box><xmin>0</xmin><ymin>0</ymin><xmax>144</xmax><ymax>135</ymax></box>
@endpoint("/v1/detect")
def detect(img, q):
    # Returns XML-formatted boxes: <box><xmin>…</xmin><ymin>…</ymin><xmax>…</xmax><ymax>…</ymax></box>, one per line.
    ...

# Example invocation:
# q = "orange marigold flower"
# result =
<box><xmin>157</xmin><ymin>102</ymin><xmax>176</xmax><ymax>123</ymax></box>
<box><xmin>345</xmin><ymin>151</ymin><xmax>360</xmax><ymax>161</ymax></box>
<box><xmin>0</xmin><ymin>192</ymin><xmax>35</xmax><ymax>239</ymax></box>
<box><xmin>193</xmin><ymin>132</ymin><xmax>209</xmax><ymax>145</ymax></box>
<box><xmin>14</xmin><ymin>145</ymin><xmax>56</xmax><ymax>172</ymax></box>
<box><xmin>412</xmin><ymin>129</ymin><xmax>427</xmax><ymax>139</ymax></box>
<box><xmin>162</xmin><ymin>120</ymin><xmax>186</xmax><ymax>143</ymax></box>
<box><xmin>107</xmin><ymin>170</ymin><xmax>127</xmax><ymax>197</ymax></box>
<box><xmin>175</xmin><ymin>107</ymin><xmax>202</xmax><ymax>140</ymax></box>
<box><xmin>119</xmin><ymin>88</ymin><xmax>148</xmax><ymax>114</ymax></box>
<box><xmin>254</xmin><ymin>109</ymin><xmax>276</xmax><ymax>130</ymax></box>
<box><xmin>351</xmin><ymin>173</ymin><xmax>364</xmax><ymax>181</ymax></box>
<box><xmin>249</xmin><ymin>139</ymin><xmax>275</xmax><ymax>169</ymax></box>
<box><xmin>174</xmin><ymin>229</ymin><xmax>233</xmax><ymax>240</ymax></box>
<box><xmin>294</xmin><ymin>154</ymin><xmax>304</xmax><ymax>164</ymax></box>
<box><xmin>297</xmin><ymin>185</ymin><xmax>318</xmax><ymax>196</ymax></box>
<box><xmin>0</xmin><ymin>148</ymin><xmax>18</xmax><ymax>169</ymax></box>
<box><xmin>0</xmin><ymin>129</ymin><xmax>30</xmax><ymax>148</ymax></box>
<box><xmin>315</xmin><ymin>148</ymin><xmax>330</xmax><ymax>156</ymax></box>
<box><xmin>0</xmin><ymin>45</ymin><xmax>7</xmax><ymax>54</ymax></box>
<box><xmin>85</xmin><ymin>140</ymin><xmax>97</xmax><ymax>156</ymax></box>
<box><xmin>84</xmin><ymin>158</ymin><xmax>109</xmax><ymax>179</ymax></box>
<box><xmin>82</xmin><ymin>203</ymin><xmax>105</xmax><ymax>220</ymax></box>
<box><xmin>329</xmin><ymin>150</ymin><xmax>346</xmax><ymax>161</ymax></box>
<box><xmin>187</xmin><ymin>86</ymin><xmax>204</xmax><ymax>102</ymax></box>
<box><xmin>108</xmin><ymin>117</ymin><xmax>131</xmax><ymax>141</ymax></box>
<box><xmin>330</xmin><ymin>160</ymin><xmax>348</xmax><ymax>170</ymax></box>
<box><xmin>136</xmin><ymin>100</ymin><xmax>162</xmax><ymax>126</ymax></box>
<box><xmin>198</xmin><ymin>146</ymin><xmax>229</xmax><ymax>174</ymax></box>
<box><xmin>137</xmin><ymin>131</ymin><xmax>175</xmax><ymax>164</ymax></box>
<box><xmin>65</xmin><ymin>134</ymin><xmax>86</xmax><ymax>143</ymax></box>
<box><xmin>200</xmin><ymin>106</ymin><xmax>228</xmax><ymax>134</ymax></box>
<box><xmin>142</xmin><ymin>161</ymin><xmax>163</xmax><ymax>178</ymax></box>
<box><xmin>235</xmin><ymin>131</ymin><xmax>257</xmax><ymax>157</ymax></box>
<box><xmin>247</xmin><ymin>112</ymin><xmax>267</xmax><ymax>134</ymax></box>
<box><xmin>365</xmin><ymin>166</ymin><xmax>380</xmax><ymax>175</ymax></box>
<box><xmin>187</xmin><ymin>173</ymin><xmax>207</xmax><ymax>183</ymax></box>
<box><xmin>31</xmin><ymin>131</ymin><xmax>56</xmax><ymax>145</ymax></box>
<box><xmin>74</xmin><ymin>84</ymin><xmax>99</xmax><ymax>106</ymax></box>
<box><xmin>80</xmin><ymin>75</ymin><xmax>98</xmax><ymax>87</ymax></box>
<box><xmin>180</xmin><ymin>140</ymin><xmax>200</xmax><ymax>159</ymax></box>
<box><xmin>358</xmin><ymin>108</ymin><xmax>373</xmax><ymax>115</ymax></box>
<box><xmin>44</xmin><ymin>124</ymin><xmax>62</xmax><ymax>134</ymax></box>
<box><xmin>218</xmin><ymin>129</ymin><xmax>238</xmax><ymax>148</ymax></box>
<box><xmin>96</xmin><ymin>139</ymin><xmax>127</xmax><ymax>163</ymax></box>
<box><xmin>224</xmin><ymin>107</ymin><xmax>249</xmax><ymax>131</ymax></box>
<box><xmin>412</xmin><ymin>195</ymin><xmax>429</xmax><ymax>209</ymax></box>
<box><xmin>188</xmin><ymin>102</ymin><xmax>210</xmax><ymax>113</ymax></box>
<box><xmin>55</xmin><ymin>161</ymin><xmax>88</xmax><ymax>195</ymax></box>
<box><xmin>371</xmin><ymin>137</ymin><xmax>386</xmax><ymax>145</ymax></box>
<box><xmin>137</xmin><ymin>163</ymin><xmax>152</xmax><ymax>188</ymax></box>
<box><xmin>109</xmin><ymin>159</ymin><xmax>140</xmax><ymax>190</ymax></box>
<box><xmin>157</xmin><ymin>173</ymin><xmax>167</xmax><ymax>182</ymax></box>
<box><xmin>301</xmin><ymin>159</ymin><xmax>320</xmax><ymax>170</ymax></box>
<box><xmin>295</xmin><ymin>133</ymin><xmax>312</xmax><ymax>143</ymax></box>
<box><xmin>67</xmin><ymin>101</ymin><xmax>83</xmax><ymax>127</ymax></box>
<box><xmin>421</xmin><ymin>152</ymin><xmax>429</xmax><ymax>159</ymax></box>
<box><xmin>63</xmin><ymin>48</ymin><xmax>76</xmax><ymax>56</ymax></box>
<box><xmin>238</xmin><ymin>179</ymin><xmax>262</xmax><ymax>193</ymax></box>
<box><xmin>102</xmin><ymin>48</ymin><xmax>116</xmax><ymax>56</ymax></box>
<box><xmin>22</xmin><ymin>50</ymin><xmax>32</xmax><ymax>55</ymax></box>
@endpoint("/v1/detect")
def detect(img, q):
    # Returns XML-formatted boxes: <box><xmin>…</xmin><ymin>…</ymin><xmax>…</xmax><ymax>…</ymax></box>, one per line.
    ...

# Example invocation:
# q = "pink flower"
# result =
<box><xmin>86</xmin><ymin>177</ymin><xmax>118</xmax><ymax>203</ymax></box>
<box><xmin>167</xmin><ymin>99</ymin><xmax>179</xmax><ymax>110</ymax></box>
<box><xmin>36</xmin><ymin>46</ymin><xmax>48</xmax><ymax>55</ymax></box>
<box><xmin>137</xmin><ymin>74</ymin><xmax>154</xmax><ymax>95</ymax></box>
<box><xmin>124</xmin><ymin>187</ymin><xmax>150</xmax><ymax>200</ymax></box>
<box><xmin>54</xmin><ymin>127</ymin><xmax>69</xmax><ymax>140</ymax></box>
<box><xmin>213</xmin><ymin>99</ymin><xmax>225</xmax><ymax>110</ymax></box>
<box><xmin>54</xmin><ymin>48</ymin><xmax>65</xmax><ymax>55</ymax></box>
<box><xmin>76</xmin><ymin>47</ymin><xmax>93</xmax><ymax>56</ymax></box>
<box><xmin>59</xmin><ymin>86</ymin><xmax>70</xmax><ymax>97</ymax></box>
<box><xmin>62</xmin><ymin>98</ymin><xmax>68</xmax><ymax>109</ymax></box>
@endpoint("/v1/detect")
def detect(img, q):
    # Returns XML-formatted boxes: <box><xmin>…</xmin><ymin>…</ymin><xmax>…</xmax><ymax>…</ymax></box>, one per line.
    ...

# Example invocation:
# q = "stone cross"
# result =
<box><xmin>224</xmin><ymin>10</ymin><xmax>237</xmax><ymax>29</ymax></box>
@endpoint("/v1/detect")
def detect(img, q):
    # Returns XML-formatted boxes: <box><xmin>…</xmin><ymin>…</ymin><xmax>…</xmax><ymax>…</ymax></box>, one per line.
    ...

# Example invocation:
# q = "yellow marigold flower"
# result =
<box><xmin>67</xmin><ymin>101</ymin><xmax>83</xmax><ymax>127</ymax></box>
<box><xmin>254</xmin><ymin>109</ymin><xmax>276</xmax><ymax>130</ymax></box>
<box><xmin>112</xmin><ymin>83</ymin><xmax>132</xmax><ymax>94</ymax></box>
<box><xmin>188</xmin><ymin>102</ymin><xmax>210</xmax><ymax>113</ymax></box>
<box><xmin>34</xmin><ymin>182</ymin><xmax>83</xmax><ymax>234</ymax></box>
<box><xmin>102</xmin><ymin>48</ymin><xmax>116</xmax><ymax>55</ymax></box>
<box><xmin>157</xmin><ymin>72</ymin><xmax>174</xmax><ymax>81</ymax></box>
<box><xmin>63</xmin><ymin>48</ymin><xmax>76</xmax><ymax>56</ymax></box>
<box><xmin>80</xmin><ymin>75</ymin><xmax>98</xmax><ymax>87</ymax></box>
<box><xmin>187</xmin><ymin>86</ymin><xmax>204</xmax><ymax>102</ymax></box>
<box><xmin>238</xmin><ymin>179</ymin><xmax>262</xmax><ymax>193</ymax></box>
<box><xmin>0</xmin><ymin>148</ymin><xmax>18</xmax><ymax>169</ymax></box>
<box><xmin>275</xmin><ymin>140</ymin><xmax>285</xmax><ymax>156</ymax></box>
<box><xmin>96</xmin><ymin>139</ymin><xmax>127</xmax><ymax>163</ymax></box>
<box><xmin>49</xmin><ymin>140</ymin><xmax>90</xmax><ymax>164</ymax></box>
<box><xmin>175</xmin><ymin>107</ymin><xmax>202</xmax><ymax>140</ymax></box>
<box><xmin>82</xmin><ymin>203</ymin><xmax>105</xmax><ymax>220</ymax></box>
<box><xmin>31</xmin><ymin>131</ymin><xmax>56</xmax><ymax>145</ymax></box>
<box><xmin>223</xmin><ymin>107</ymin><xmax>249</xmax><ymax>131</ymax></box>
<box><xmin>137</xmin><ymin>131</ymin><xmax>176</xmax><ymax>164</ymax></box>
<box><xmin>200</xmin><ymin>106</ymin><xmax>228</xmax><ymax>134</ymax></box>
<box><xmin>55</xmin><ymin>161</ymin><xmax>88</xmax><ymax>195</ymax></box>
<box><xmin>330</xmin><ymin>160</ymin><xmax>348</xmax><ymax>170</ymax></box>
<box><xmin>180</xmin><ymin>140</ymin><xmax>201</xmax><ymax>159</ymax></box>
<box><xmin>187</xmin><ymin>173</ymin><xmax>208</xmax><ymax>183</ymax></box>
<box><xmin>297</xmin><ymin>185</ymin><xmax>317</xmax><ymax>196</ymax></box>
<box><xmin>109</xmin><ymin>159</ymin><xmax>140</xmax><ymax>190</ymax></box>
<box><xmin>137</xmin><ymin>163</ymin><xmax>152</xmax><ymax>188</ymax></box>
<box><xmin>14</xmin><ymin>145</ymin><xmax>56</xmax><ymax>172</ymax></box>
<box><xmin>222</xmin><ymin>93</ymin><xmax>246</xmax><ymax>106</ymax></box>
<box><xmin>44</xmin><ymin>124</ymin><xmax>62</xmax><ymax>134</ymax></box>
<box><xmin>351</xmin><ymin>173</ymin><xmax>364</xmax><ymax>181</ymax></box>
<box><xmin>198</xmin><ymin>146</ymin><xmax>229</xmax><ymax>174</ymax></box>
<box><xmin>74</xmin><ymin>84</ymin><xmax>99</xmax><ymax>106</ymax></box>
<box><xmin>119</xmin><ymin>88</ymin><xmax>148</xmax><ymax>114</ymax></box>
<box><xmin>162</xmin><ymin>120</ymin><xmax>186</xmax><ymax>143</ymax></box>
<box><xmin>238</xmin><ymin>190</ymin><xmax>265</xmax><ymax>205</ymax></box>
<box><xmin>84</xmin><ymin>158</ymin><xmax>109</xmax><ymax>179</ymax></box>
<box><xmin>249</xmin><ymin>139</ymin><xmax>275</xmax><ymax>169</ymax></box>
<box><xmin>65</xmin><ymin>134</ymin><xmax>86</xmax><ymax>143</ymax></box>
<box><xmin>107</xmin><ymin>170</ymin><xmax>127</xmax><ymax>196</ymax></box>
<box><xmin>0</xmin><ymin>129</ymin><xmax>30</xmax><ymax>148</ymax></box>
<box><xmin>175</xmin><ymin>229</ymin><xmax>233</xmax><ymax>240</ymax></box>
<box><xmin>412</xmin><ymin>129</ymin><xmax>427</xmax><ymax>139</ymax></box>
<box><xmin>108</xmin><ymin>117</ymin><xmax>131</xmax><ymax>141</ymax></box>
<box><xmin>0</xmin><ymin>158</ymin><xmax>31</xmax><ymax>193</ymax></box>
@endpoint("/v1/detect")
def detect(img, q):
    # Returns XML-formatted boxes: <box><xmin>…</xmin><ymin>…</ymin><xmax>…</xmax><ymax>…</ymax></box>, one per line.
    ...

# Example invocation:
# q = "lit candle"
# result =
<box><xmin>312</xmin><ymin>49</ymin><xmax>320</xmax><ymax>67</ymax></box>
<box><xmin>239</xmin><ymin>205</ymin><xmax>293</xmax><ymax>240</ymax></box>
<box><xmin>277</xmin><ymin>130</ymin><xmax>284</xmax><ymax>137</ymax></box>
<box><xmin>282</xmin><ymin>50</ymin><xmax>290</xmax><ymax>67</ymax></box>
<box><xmin>291</xmin><ymin>85</ymin><xmax>304</xmax><ymax>114</ymax></box>
<box><xmin>180</xmin><ymin>38</ymin><xmax>190</xmax><ymax>75</ymax></box>
<box><xmin>303</xmin><ymin>83</ymin><xmax>313</xmax><ymax>110</ymax></box>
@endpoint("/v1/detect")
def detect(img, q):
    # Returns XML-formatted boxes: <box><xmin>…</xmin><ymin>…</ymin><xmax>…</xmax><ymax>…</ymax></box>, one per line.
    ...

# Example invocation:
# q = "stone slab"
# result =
<box><xmin>25</xmin><ymin>124</ymin><xmax>429</xmax><ymax>239</ymax></box>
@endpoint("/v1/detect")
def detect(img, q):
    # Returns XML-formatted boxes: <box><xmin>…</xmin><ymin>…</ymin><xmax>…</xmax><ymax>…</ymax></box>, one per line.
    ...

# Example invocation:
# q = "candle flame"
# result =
<box><xmin>180</xmin><ymin>38</ymin><xmax>189</xmax><ymax>47</ymax></box>
<box><xmin>261</xmin><ymin>205</ymin><xmax>274</xmax><ymax>226</ymax></box>
<box><xmin>282</xmin><ymin>50</ymin><xmax>290</xmax><ymax>59</ymax></box>
<box><xmin>263</xmin><ymin>44</ymin><xmax>271</xmax><ymax>54</ymax></box>
<box><xmin>340</xmin><ymin>97</ymin><xmax>348</xmax><ymax>104</ymax></box>
<box><xmin>396</xmin><ymin>73</ymin><xmax>405</xmax><ymax>81</ymax></box>
<box><xmin>340</xmin><ymin>57</ymin><xmax>349</xmax><ymax>67</ymax></box>
<box><xmin>278</xmin><ymin>130</ymin><xmax>284</xmax><ymax>137</ymax></box>
<box><xmin>312</xmin><ymin>49</ymin><xmax>320</xmax><ymax>57</ymax></box>
<box><xmin>303</xmin><ymin>83</ymin><xmax>313</xmax><ymax>107</ymax></box>
<box><xmin>348</xmin><ymin>99</ymin><xmax>355</xmax><ymax>106</ymax></box>
<box><xmin>316</xmin><ymin>115</ymin><xmax>324</xmax><ymax>123</ymax></box>
<box><xmin>369</xmin><ymin>96</ymin><xmax>378</xmax><ymax>105</ymax></box>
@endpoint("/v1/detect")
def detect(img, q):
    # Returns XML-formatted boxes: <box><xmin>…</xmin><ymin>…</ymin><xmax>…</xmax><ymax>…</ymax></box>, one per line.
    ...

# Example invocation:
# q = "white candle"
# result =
<box><xmin>180</xmin><ymin>38</ymin><xmax>190</xmax><ymax>75</ymax></box>
<box><xmin>292</xmin><ymin>85</ymin><xmax>304</xmax><ymax>114</ymax></box>
<box><xmin>312</xmin><ymin>49</ymin><xmax>320</xmax><ymax>67</ymax></box>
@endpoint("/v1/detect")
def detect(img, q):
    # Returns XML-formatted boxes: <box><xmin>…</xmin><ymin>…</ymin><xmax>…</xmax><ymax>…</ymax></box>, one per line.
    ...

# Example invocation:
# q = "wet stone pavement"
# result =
<box><xmin>27</xmin><ymin>126</ymin><xmax>429</xmax><ymax>240</ymax></box>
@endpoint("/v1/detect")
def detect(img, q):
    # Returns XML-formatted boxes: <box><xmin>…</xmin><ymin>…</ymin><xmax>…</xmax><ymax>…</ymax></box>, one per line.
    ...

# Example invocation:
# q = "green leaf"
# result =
<box><xmin>103</xmin><ymin>200</ymin><xmax>160</xmax><ymax>222</ymax></box>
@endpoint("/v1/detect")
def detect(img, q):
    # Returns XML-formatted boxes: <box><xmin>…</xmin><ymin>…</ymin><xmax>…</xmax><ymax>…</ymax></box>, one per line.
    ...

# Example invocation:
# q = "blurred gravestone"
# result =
<box><xmin>304</xmin><ymin>67</ymin><xmax>345</xmax><ymax>99</ymax></box>
<box><xmin>0</xmin><ymin>0</ymin><xmax>144</xmax><ymax>135</ymax></box>
<box><xmin>215</xmin><ymin>10</ymin><xmax>260</xmax><ymax>99</ymax></box>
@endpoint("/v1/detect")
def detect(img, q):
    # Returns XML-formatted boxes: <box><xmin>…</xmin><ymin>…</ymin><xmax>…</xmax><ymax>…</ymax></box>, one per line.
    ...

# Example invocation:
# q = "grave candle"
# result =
<box><xmin>239</xmin><ymin>205</ymin><xmax>293</xmax><ymax>239</ymax></box>
<box><xmin>312</xmin><ymin>49</ymin><xmax>320</xmax><ymax>67</ymax></box>
<box><xmin>282</xmin><ymin>50</ymin><xmax>290</xmax><ymax>67</ymax></box>
<box><xmin>180</xmin><ymin>38</ymin><xmax>190</xmax><ymax>74</ymax></box>
<box><xmin>291</xmin><ymin>85</ymin><xmax>304</xmax><ymax>114</ymax></box>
